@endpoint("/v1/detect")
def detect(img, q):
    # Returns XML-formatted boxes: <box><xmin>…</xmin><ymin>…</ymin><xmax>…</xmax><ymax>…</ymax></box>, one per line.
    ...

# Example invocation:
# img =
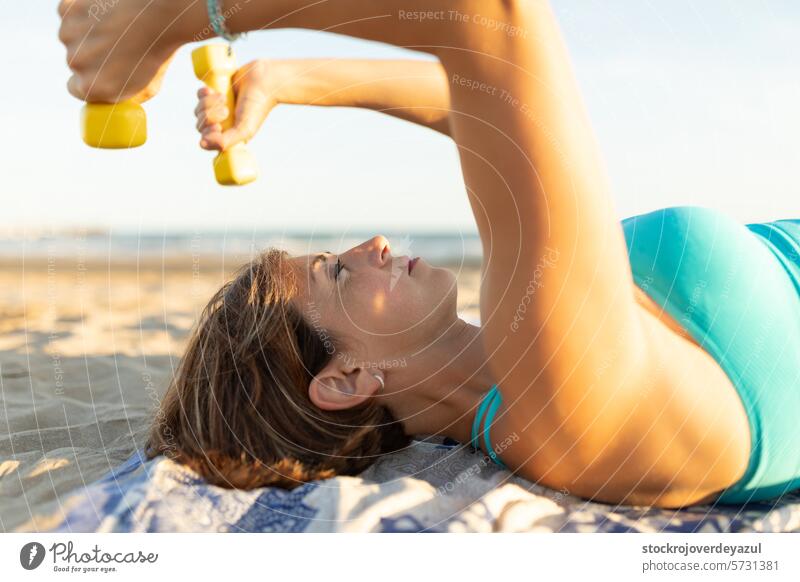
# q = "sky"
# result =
<box><xmin>1</xmin><ymin>1</ymin><xmax>798</xmax><ymax>234</ymax></box>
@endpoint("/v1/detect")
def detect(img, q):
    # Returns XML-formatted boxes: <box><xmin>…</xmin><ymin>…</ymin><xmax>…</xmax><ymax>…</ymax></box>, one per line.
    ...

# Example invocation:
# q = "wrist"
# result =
<box><xmin>267</xmin><ymin>60</ymin><xmax>312</xmax><ymax>106</ymax></box>
<box><xmin>159</xmin><ymin>0</ymin><xmax>216</xmax><ymax>48</ymax></box>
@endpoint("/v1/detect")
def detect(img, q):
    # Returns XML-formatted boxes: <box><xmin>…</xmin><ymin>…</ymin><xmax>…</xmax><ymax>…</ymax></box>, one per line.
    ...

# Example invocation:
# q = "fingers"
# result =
<box><xmin>216</xmin><ymin>127</ymin><xmax>250</xmax><ymax>152</ymax></box>
<box><xmin>201</xmin><ymin>125</ymin><xmax>254</xmax><ymax>152</ymax></box>
<box><xmin>57</xmin><ymin>0</ymin><xmax>174</xmax><ymax>104</ymax></box>
<box><xmin>197</xmin><ymin>115</ymin><xmax>251</xmax><ymax>152</ymax></box>
<box><xmin>205</xmin><ymin>91</ymin><xmax>275</xmax><ymax>151</ymax></box>
<box><xmin>58</xmin><ymin>16</ymin><xmax>80</xmax><ymax>46</ymax></box>
<box><xmin>196</xmin><ymin>110</ymin><xmax>228</xmax><ymax>133</ymax></box>
<box><xmin>195</xmin><ymin>89</ymin><xmax>228</xmax><ymax>150</ymax></box>
<box><xmin>57</xmin><ymin>0</ymin><xmax>76</xmax><ymax>18</ymax></box>
<box><xmin>67</xmin><ymin>74</ymin><xmax>86</xmax><ymax>101</ymax></box>
<box><xmin>194</xmin><ymin>94</ymin><xmax>227</xmax><ymax>122</ymax></box>
<box><xmin>194</xmin><ymin>93</ymin><xmax>229</xmax><ymax>147</ymax></box>
<box><xmin>66</xmin><ymin>70</ymin><xmax>122</xmax><ymax>103</ymax></box>
<box><xmin>195</xmin><ymin>64</ymin><xmax>276</xmax><ymax>152</ymax></box>
<box><xmin>199</xmin><ymin>125</ymin><xmax>225</xmax><ymax>150</ymax></box>
<box><xmin>59</xmin><ymin>0</ymin><xmax>89</xmax><ymax>101</ymax></box>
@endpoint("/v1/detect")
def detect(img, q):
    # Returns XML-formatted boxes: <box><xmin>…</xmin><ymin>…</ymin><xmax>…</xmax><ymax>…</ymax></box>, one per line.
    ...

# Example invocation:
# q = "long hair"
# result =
<box><xmin>144</xmin><ymin>249</ymin><xmax>410</xmax><ymax>489</ymax></box>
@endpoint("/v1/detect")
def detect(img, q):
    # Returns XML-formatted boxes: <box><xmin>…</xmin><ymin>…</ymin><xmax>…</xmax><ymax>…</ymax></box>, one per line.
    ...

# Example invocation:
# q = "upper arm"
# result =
<box><xmin>494</xmin><ymin>300</ymin><xmax>751</xmax><ymax>507</ymax></box>
<box><xmin>435</xmin><ymin>2</ymin><xmax>644</xmax><ymax>405</ymax></box>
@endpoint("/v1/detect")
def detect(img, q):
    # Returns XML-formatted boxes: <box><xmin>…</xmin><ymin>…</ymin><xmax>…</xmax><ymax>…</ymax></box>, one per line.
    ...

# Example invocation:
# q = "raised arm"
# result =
<box><xmin>196</xmin><ymin>59</ymin><xmax>451</xmax><ymax>151</ymax></box>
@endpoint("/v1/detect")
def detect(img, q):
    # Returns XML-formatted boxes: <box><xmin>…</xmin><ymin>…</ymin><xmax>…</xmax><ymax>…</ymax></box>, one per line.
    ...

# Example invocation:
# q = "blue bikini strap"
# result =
<box><xmin>470</xmin><ymin>386</ymin><xmax>496</xmax><ymax>448</ymax></box>
<box><xmin>470</xmin><ymin>385</ymin><xmax>508</xmax><ymax>469</ymax></box>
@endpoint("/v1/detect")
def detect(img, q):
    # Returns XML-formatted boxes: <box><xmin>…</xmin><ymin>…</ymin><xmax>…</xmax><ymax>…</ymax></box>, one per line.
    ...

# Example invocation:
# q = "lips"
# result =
<box><xmin>408</xmin><ymin>257</ymin><xmax>419</xmax><ymax>274</ymax></box>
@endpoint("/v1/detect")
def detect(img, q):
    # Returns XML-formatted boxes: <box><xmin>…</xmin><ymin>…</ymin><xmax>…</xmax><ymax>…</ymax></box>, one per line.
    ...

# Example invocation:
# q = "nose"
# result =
<box><xmin>342</xmin><ymin>235</ymin><xmax>391</xmax><ymax>268</ymax></box>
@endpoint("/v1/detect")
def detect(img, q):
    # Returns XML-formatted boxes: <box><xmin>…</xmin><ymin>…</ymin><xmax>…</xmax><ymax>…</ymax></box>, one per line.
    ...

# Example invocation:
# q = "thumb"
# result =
<box><xmin>218</xmin><ymin>86</ymin><xmax>274</xmax><ymax>151</ymax></box>
<box><xmin>132</xmin><ymin>50</ymin><xmax>177</xmax><ymax>104</ymax></box>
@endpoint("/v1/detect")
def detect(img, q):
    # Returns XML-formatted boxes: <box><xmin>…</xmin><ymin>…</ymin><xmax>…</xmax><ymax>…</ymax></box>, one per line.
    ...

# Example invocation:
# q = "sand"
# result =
<box><xmin>0</xmin><ymin>256</ymin><xmax>481</xmax><ymax>531</ymax></box>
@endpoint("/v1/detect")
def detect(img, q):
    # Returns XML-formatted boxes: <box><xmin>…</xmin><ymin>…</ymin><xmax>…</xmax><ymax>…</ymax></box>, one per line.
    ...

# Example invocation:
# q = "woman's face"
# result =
<box><xmin>290</xmin><ymin>236</ymin><xmax>458</xmax><ymax>363</ymax></box>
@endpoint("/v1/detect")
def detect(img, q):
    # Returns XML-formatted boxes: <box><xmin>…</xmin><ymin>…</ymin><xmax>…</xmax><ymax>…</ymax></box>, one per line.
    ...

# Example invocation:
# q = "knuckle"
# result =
<box><xmin>84</xmin><ymin>80</ymin><xmax>116</xmax><ymax>103</ymax></box>
<box><xmin>65</xmin><ymin>48</ymin><xmax>84</xmax><ymax>71</ymax></box>
<box><xmin>57</xmin><ymin>23</ymin><xmax>71</xmax><ymax>45</ymax></box>
<box><xmin>67</xmin><ymin>76</ymin><xmax>84</xmax><ymax>100</ymax></box>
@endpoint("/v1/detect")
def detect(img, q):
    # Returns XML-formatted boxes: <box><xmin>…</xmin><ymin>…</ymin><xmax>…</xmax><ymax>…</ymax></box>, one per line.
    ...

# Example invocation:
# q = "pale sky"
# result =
<box><xmin>1</xmin><ymin>1</ymin><xmax>798</xmax><ymax>233</ymax></box>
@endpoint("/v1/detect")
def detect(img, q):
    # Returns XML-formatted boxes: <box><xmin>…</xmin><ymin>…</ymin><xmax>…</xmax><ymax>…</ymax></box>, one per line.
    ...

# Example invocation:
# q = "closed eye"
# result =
<box><xmin>334</xmin><ymin>257</ymin><xmax>349</xmax><ymax>284</ymax></box>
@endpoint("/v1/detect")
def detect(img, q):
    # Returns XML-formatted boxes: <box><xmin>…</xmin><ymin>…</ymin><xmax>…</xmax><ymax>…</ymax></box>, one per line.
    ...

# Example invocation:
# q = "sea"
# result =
<box><xmin>0</xmin><ymin>228</ymin><xmax>483</xmax><ymax>268</ymax></box>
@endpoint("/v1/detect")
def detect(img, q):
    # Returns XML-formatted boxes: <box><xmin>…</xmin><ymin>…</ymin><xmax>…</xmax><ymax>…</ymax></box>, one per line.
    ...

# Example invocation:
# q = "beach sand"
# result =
<box><xmin>0</xmin><ymin>256</ymin><xmax>481</xmax><ymax>531</ymax></box>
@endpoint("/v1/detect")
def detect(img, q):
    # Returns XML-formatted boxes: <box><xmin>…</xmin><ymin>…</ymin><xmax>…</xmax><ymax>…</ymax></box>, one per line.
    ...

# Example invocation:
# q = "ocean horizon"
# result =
<box><xmin>0</xmin><ymin>228</ymin><xmax>483</xmax><ymax>267</ymax></box>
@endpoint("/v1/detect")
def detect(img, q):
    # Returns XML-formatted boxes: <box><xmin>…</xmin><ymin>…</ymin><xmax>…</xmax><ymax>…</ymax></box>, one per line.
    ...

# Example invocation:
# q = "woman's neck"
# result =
<box><xmin>376</xmin><ymin>317</ymin><xmax>496</xmax><ymax>446</ymax></box>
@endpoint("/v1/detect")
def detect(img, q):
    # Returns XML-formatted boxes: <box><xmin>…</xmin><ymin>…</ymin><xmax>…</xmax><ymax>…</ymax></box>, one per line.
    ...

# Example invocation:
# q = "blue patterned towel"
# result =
<box><xmin>27</xmin><ymin>436</ymin><xmax>800</xmax><ymax>533</ymax></box>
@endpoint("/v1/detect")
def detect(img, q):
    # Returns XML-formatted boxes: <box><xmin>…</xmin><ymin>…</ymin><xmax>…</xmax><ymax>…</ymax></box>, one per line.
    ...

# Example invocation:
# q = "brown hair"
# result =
<box><xmin>144</xmin><ymin>249</ymin><xmax>410</xmax><ymax>489</ymax></box>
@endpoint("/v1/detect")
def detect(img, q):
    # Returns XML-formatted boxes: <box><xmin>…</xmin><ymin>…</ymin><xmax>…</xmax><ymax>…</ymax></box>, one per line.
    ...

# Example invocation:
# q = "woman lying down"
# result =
<box><xmin>59</xmin><ymin>0</ymin><xmax>800</xmax><ymax>508</ymax></box>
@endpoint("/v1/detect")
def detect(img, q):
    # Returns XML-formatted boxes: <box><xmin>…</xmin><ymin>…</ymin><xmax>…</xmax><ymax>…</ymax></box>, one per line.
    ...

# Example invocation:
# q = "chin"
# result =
<box><xmin>401</xmin><ymin>265</ymin><xmax>459</xmax><ymax>328</ymax></box>
<box><xmin>442</xmin><ymin>265</ymin><xmax>459</xmax><ymax>290</ymax></box>
<box><xmin>427</xmin><ymin>267</ymin><xmax>459</xmax><ymax>320</ymax></box>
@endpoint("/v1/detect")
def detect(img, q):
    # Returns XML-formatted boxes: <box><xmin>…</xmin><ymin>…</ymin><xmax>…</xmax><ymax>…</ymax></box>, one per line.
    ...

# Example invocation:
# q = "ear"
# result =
<box><xmin>308</xmin><ymin>358</ymin><xmax>384</xmax><ymax>411</ymax></box>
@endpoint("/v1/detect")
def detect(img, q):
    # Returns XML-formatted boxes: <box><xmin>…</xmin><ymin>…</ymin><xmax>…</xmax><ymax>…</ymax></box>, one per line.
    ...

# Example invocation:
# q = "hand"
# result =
<box><xmin>195</xmin><ymin>60</ymin><xmax>279</xmax><ymax>151</ymax></box>
<box><xmin>57</xmin><ymin>0</ymin><xmax>188</xmax><ymax>103</ymax></box>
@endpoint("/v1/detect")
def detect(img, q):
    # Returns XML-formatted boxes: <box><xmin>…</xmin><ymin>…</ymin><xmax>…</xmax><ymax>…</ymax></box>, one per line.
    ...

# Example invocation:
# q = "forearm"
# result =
<box><xmin>173</xmin><ymin>0</ymin><xmax>480</xmax><ymax>52</ymax></box>
<box><xmin>270</xmin><ymin>59</ymin><xmax>451</xmax><ymax>136</ymax></box>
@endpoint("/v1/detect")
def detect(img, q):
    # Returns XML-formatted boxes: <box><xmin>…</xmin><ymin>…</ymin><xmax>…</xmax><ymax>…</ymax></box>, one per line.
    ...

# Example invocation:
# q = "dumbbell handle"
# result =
<box><xmin>192</xmin><ymin>45</ymin><xmax>258</xmax><ymax>186</ymax></box>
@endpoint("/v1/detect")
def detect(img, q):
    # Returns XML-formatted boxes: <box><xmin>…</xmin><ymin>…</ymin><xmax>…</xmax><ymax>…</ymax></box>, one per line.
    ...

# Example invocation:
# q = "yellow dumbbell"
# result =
<box><xmin>191</xmin><ymin>44</ymin><xmax>259</xmax><ymax>186</ymax></box>
<box><xmin>81</xmin><ymin>100</ymin><xmax>147</xmax><ymax>149</ymax></box>
<box><xmin>79</xmin><ymin>44</ymin><xmax>257</xmax><ymax>186</ymax></box>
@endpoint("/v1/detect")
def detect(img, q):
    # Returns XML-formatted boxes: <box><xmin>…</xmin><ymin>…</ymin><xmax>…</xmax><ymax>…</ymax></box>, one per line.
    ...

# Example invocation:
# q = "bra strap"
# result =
<box><xmin>470</xmin><ymin>385</ymin><xmax>508</xmax><ymax>469</ymax></box>
<box><xmin>470</xmin><ymin>387</ymin><xmax>496</xmax><ymax>449</ymax></box>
